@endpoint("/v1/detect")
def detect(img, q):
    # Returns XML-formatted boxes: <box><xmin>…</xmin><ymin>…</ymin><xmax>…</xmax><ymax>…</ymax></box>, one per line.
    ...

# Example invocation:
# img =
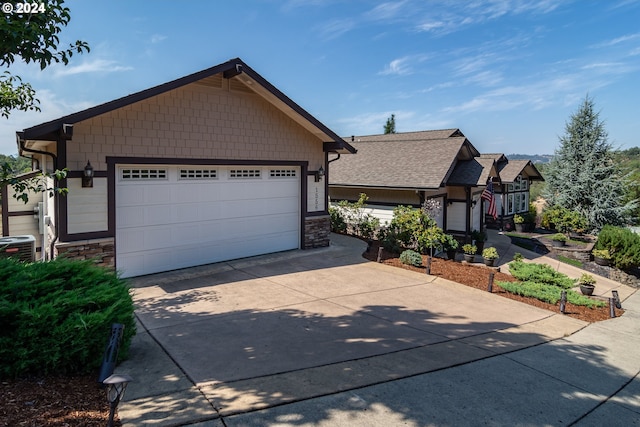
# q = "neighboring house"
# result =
<box><xmin>7</xmin><ymin>58</ymin><xmax>355</xmax><ymax>277</ymax></box>
<box><xmin>479</xmin><ymin>154</ymin><xmax>544</xmax><ymax>228</ymax></box>
<box><xmin>328</xmin><ymin>129</ymin><xmax>542</xmax><ymax>237</ymax></box>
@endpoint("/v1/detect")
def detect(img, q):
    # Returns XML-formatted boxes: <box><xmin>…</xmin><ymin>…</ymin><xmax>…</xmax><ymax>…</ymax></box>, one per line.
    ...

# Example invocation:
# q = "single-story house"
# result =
<box><xmin>5</xmin><ymin>58</ymin><xmax>355</xmax><ymax>277</ymax></box>
<box><xmin>328</xmin><ymin>129</ymin><xmax>543</xmax><ymax>236</ymax></box>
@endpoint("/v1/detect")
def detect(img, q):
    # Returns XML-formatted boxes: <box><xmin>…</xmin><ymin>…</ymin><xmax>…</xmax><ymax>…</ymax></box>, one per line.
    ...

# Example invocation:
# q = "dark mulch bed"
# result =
<box><xmin>0</xmin><ymin>374</ymin><xmax>120</xmax><ymax>426</ymax></box>
<box><xmin>363</xmin><ymin>240</ymin><xmax>623</xmax><ymax>324</ymax></box>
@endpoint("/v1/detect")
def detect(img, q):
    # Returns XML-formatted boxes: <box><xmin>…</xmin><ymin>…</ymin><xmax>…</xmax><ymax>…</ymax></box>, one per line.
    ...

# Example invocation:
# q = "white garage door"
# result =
<box><xmin>116</xmin><ymin>165</ymin><xmax>300</xmax><ymax>277</ymax></box>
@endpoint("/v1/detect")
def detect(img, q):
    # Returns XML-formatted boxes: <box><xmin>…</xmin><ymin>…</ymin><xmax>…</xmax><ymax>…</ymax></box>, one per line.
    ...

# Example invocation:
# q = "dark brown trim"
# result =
<box><xmin>66</xmin><ymin>170</ymin><xmax>108</xmax><ymax>179</ymax></box>
<box><xmin>60</xmin><ymin>231</ymin><xmax>112</xmax><ymax>241</ymax></box>
<box><xmin>7</xmin><ymin>210</ymin><xmax>34</xmax><ymax>217</ymax></box>
<box><xmin>107</xmin><ymin>157</ymin><xmax>306</xmax><ymax>166</ymax></box>
<box><xmin>300</xmin><ymin>163</ymin><xmax>308</xmax><ymax>249</ymax></box>
<box><xmin>1</xmin><ymin>184</ymin><xmax>8</xmax><ymax>236</ymax></box>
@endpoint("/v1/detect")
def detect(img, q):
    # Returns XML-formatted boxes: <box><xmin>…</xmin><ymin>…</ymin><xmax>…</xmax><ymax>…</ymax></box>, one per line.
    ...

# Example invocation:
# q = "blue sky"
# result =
<box><xmin>2</xmin><ymin>0</ymin><xmax>640</xmax><ymax>156</ymax></box>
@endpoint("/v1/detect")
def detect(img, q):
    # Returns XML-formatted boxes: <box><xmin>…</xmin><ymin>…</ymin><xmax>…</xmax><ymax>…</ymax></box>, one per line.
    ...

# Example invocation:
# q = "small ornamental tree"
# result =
<box><xmin>543</xmin><ymin>96</ymin><xmax>635</xmax><ymax>232</ymax></box>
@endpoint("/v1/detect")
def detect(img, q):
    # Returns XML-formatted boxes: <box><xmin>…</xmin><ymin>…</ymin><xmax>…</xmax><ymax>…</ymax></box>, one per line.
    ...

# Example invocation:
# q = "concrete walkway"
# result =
<box><xmin>114</xmin><ymin>232</ymin><xmax>640</xmax><ymax>426</ymax></box>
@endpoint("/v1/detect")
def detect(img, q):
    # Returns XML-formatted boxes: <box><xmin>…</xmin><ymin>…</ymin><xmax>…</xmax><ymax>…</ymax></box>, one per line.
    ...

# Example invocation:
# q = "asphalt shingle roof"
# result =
<box><xmin>330</xmin><ymin>129</ymin><xmax>480</xmax><ymax>189</ymax></box>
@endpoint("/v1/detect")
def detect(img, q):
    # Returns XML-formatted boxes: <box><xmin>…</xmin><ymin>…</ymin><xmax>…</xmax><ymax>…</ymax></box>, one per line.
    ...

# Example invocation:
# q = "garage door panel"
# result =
<box><xmin>116</xmin><ymin>165</ymin><xmax>301</xmax><ymax>277</ymax></box>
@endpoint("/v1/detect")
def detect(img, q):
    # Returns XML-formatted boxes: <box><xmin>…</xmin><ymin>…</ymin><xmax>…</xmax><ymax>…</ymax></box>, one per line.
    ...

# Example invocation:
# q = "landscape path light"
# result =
<box><xmin>103</xmin><ymin>373</ymin><xmax>133</xmax><ymax>427</ymax></box>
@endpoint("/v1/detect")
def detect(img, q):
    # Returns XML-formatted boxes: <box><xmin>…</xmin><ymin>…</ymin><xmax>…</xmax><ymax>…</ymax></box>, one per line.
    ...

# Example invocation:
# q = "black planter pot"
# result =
<box><xmin>447</xmin><ymin>250</ymin><xmax>457</xmax><ymax>261</ymax></box>
<box><xmin>483</xmin><ymin>258</ymin><xmax>496</xmax><ymax>267</ymax></box>
<box><xmin>515</xmin><ymin>224</ymin><xmax>524</xmax><ymax>233</ymax></box>
<box><xmin>551</xmin><ymin>240</ymin><xmax>565</xmax><ymax>247</ymax></box>
<box><xmin>593</xmin><ymin>256</ymin><xmax>610</xmax><ymax>266</ymax></box>
<box><xmin>580</xmin><ymin>284</ymin><xmax>595</xmax><ymax>296</ymax></box>
<box><xmin>463</xmin><ymin>254</ymin><xmax>475</xmax><ymax>263</ymax></box>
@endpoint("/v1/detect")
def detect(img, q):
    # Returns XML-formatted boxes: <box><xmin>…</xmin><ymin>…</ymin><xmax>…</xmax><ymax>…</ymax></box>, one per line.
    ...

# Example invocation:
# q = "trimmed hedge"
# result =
<box><xmin>507</xmin><ymin>260</ymin><xmax>576</xmax><ymax>289</ymax></box>
<box><xmin>498</xmin><ymin>281</ymin><xmax>605</xmax><ymax>308</ymax></box>
<box><xmin>595</xmin><ymin>225</ymin><xmax>640</xmax><ymax>270</ymax></box>
<box><xmin>0</xmin><ymin>257</ymin><xmax>136</xmax><ymax>378</ymax></box>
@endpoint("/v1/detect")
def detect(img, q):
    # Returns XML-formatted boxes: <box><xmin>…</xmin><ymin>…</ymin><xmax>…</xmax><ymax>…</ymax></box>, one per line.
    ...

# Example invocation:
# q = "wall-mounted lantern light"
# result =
<box><xmin>82</xmin><ymin>161</ymin><xmax>94</xmax><ymax>188</ymax></box>
<box><xmin>103</xmin><ymin>373</ymin><xmax>133</xmax><ymax>427</ymax></box>
<box><xmin>314</xmin><ymin>166</ymin><xmax>325</xmax><ymax>182</ymax></box>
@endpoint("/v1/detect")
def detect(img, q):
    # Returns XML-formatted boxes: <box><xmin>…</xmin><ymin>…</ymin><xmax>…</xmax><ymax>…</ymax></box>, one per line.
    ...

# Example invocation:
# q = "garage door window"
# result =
<box><xmin>121</xmin><ymin>168</ymin><xmax>167</xmax><ymax>180</ymax></box>
<box><xmin>270</xmin><ymin>169</ymin><xmax>297</xmax><ymax>178</ymax></box>
<box><xmin>179</xmin><ymin>169</ymin><xmax>217</xmax><ymax>180</ymax></box>
<box><xmin>229</xmin><ymin>169</ymin><xmax>261</xmax><ymax>179</ymax></box>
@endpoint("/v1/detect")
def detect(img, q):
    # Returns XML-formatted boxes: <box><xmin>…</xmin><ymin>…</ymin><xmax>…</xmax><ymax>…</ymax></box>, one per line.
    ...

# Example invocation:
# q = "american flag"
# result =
<box><xmin>481</xmin><ymin>180</ymin><xmax>498</xmax><ymax>220</ymax></box>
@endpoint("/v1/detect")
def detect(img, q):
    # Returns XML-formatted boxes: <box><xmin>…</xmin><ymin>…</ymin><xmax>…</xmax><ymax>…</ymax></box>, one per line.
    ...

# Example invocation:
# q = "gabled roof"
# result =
<box><xmin>18</xmin><ymin>57</ymin><xmax>355</xmax><ymax>154</ymax></box>
<box><xmin>329</xmin><ymin>129</ymin><xmax>480</xmax><ymax>190</ymax></box>
<box><xmin>497</xmin><ymin>159</ymin><xmax>544</xmax><ymax>182</ymax></box>
<box><xmin>447</xmin><ymin>157</ymin><xmax>499</xmax><ymax>186</ymax></box>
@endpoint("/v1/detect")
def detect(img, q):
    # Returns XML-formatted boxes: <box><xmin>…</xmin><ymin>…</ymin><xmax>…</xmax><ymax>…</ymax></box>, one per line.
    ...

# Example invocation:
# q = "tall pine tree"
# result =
<box><xmin>384</xmin><ymin>114</ymin><xmax>396</xmax><ymax>134</ymax></box>
<box><xmin>544</xmin><ymin>96</ymin><xmax>634</xmax><ymax>232</ymax></box>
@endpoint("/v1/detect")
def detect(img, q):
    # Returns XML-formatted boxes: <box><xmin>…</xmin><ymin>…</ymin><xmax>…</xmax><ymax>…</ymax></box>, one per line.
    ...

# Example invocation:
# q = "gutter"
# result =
<box><xmin>16</xmin><ymin>133</ymin><xmax>60</xmax><ymax>260</ymax></box>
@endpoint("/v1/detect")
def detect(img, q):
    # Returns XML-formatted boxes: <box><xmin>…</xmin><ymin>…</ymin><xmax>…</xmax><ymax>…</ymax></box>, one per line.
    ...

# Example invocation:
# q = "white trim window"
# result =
<box><xmin>506</xmin><ymin>175</ymin><xmax>529</xmax><ymax>214</ymax></box>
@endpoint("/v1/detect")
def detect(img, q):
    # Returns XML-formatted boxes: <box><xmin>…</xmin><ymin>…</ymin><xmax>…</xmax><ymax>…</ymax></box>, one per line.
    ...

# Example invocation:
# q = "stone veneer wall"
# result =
<box><xmin>55</xmin><ymin>238</ymin><xmax>115</xmax><ymax>269</ymax></box>
<box><xmin>304</xmin><ymin>216</ymin><xmax>330</xmax><ymax>249</ymax></box>
<box><xmin>550</xmin><ymin>243</ymin><xmax>593</xmax><ymax>263</ymax></box>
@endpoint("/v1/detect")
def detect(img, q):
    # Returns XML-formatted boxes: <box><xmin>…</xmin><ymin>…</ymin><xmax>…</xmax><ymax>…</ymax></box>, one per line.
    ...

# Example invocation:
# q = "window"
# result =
<box><xmin>179</xmin><ymin>169</ymin><xmax>217</xmax><ymax>179</ymax></box>
<box><xmin>121</xmin><ymin>168</ymin><xmax>167</xmax><ymax>180</ymax></box>
<box><xmin>229</xmin><ymin>169</ymin><xmax>261</xmax><ymax>179</ymax></box>
<box><xmin>507</xmin><ymin>194</ymin><xmax>514</xmax><ymax>214</ymax></box>
<box><xmin>269</xmin><ymin>169</ymin><xmax>297</xmax><ymax>177</ymax></box>
<box><xmin>520</xmin><ymin>193</ymin><xmax>528</xmax><ymax>212</ymax></box>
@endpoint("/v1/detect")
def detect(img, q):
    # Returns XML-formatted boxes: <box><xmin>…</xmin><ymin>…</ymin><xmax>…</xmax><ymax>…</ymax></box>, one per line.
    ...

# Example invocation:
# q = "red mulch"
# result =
<box><xmin>363</xmin><ymin>241</ymin><xmax>623</xmax><ymax>323</ymax></box>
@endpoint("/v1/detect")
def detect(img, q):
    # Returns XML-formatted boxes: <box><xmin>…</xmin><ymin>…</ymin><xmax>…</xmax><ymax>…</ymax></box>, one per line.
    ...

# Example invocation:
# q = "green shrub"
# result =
<box><xmin>0</xmin><ymin>258</ymin><xmax>136</xmax><ymax>378</ymax></box>
<box><xmin>462</xmin><ymin>244</ymin><xmax>477</xmax><ymax>255</ymax></box>
<box><xmin>541</xmin><ymin>205</ymin><xmax>587</xmax><ymax>234</ymax></box>
<box><xmin>482</xmin><ymin>247</ymin><xmax>499</xmax><ymax>259</ymax></box>
<box><xmin>329</xmin><ymin>206</ymin><xmax>347</xmax><ymax>233</ymax></box>
<box><xmin>550</xmin><ymin>233</ymin><xmax>568</xmax><ymax>242</ymax></box>
<box><xmin>498</xmin><ymin>281</ymin><xmax>605</xmax><ymax>308</ymax></box>
<box><xmin>399</xmin><ymin>250</ymin><xmax>423</xmax><ymax>267</ymax></box>
<box><xmin>595</xmin><ymin>225</ymin><xmax>640</xmax><ymax>270</ymax></box>
<box><xmin>382</xmin><ymin>205</ymin><xmax>441</xmax><ymax>254</ymax></box>
<box><xmin>507</xmin><ymin>260</ymin><xmax>576</xmax><ymax>289</ymax></box>
<box><xmin>512</xmin><ymin>252</ymin><xmax>524</xmax><ymax>262</ymax></box>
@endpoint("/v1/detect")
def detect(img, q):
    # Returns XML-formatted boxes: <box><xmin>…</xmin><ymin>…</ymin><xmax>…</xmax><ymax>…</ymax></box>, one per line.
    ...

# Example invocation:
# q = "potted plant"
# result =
<box><xmin>577</xmin><ymin>273</ymin><xmax>596</xmax><ymax>296</ymax></box>
<box><xmin>442</xmin><ymin>234</ymin><xmax>459</xmax><ymax>261</ymax></box>
<box><xmin>481</xmin><ymin>247</ymin><xmax>499</xmax><ymax>266</ymax></box>
<box><xmin>462</xmin><ymin>244</ymin><xmax>477</xmax><ymax>263</ymax></box>
<box><xmin>592</xmin><ymin>249</ymin><xmax>611</xmax><ymax>266</ymax></box>
<box><xmin>471</xmin><ymin>229</ymin><xmax>486</xmax><ymax>252</ymax></box>
<box><xmin>513</xmin><ymin>214</ymin><xmax>525</xmax><ymax>232</ymax></box>
<box><xmin>550</xmin><ymin>233</ymin><xmax>568</xmax><ymax>247</ymax></box>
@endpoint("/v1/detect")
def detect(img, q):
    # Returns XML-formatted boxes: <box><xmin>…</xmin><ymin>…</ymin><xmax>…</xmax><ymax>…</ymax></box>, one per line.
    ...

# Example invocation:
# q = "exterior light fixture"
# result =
<box><xmin>82</xmin><ymin>161</ymin><xmax>94</xmax><ymax>188</ymax></box>
<box><xmin>314</xmin><ymin>166</ymin><xmax>325</xmax><ymax>182</ymax></box>
<box><xmin>103</xmin><ymin>373</ymin><xmax>133</xmax><ymax>427</ymax></box>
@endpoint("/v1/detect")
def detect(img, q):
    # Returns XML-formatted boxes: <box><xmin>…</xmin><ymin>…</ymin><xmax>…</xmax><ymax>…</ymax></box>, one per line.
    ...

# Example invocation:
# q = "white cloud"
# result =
<box><xmin>337</xmin><ymin>111</ymin><xmax>415</xmax><ymax>135</ymax></box>
<box><xmin>364</xmin><ymin>0</ymin><xmax>410</xmax><ymax>21</ymax></box>
<box><xmin>316</xmin><ymin>18</ymin><xmax>355</xmax><ymax>40</ymax></box>
<box><xmin>54</xmin><ymin>59</ymin><xmax>133</xmax><ymax>77</ymax></box>
<box><xmin>150</xmin><ymin>34</ymin><xmax>167</xmax><ymax>44</ymax></box>
<box><xmin>379</xmin><ymin>55</ymin><xmax>429</xmax><ymax>76</ymax></box>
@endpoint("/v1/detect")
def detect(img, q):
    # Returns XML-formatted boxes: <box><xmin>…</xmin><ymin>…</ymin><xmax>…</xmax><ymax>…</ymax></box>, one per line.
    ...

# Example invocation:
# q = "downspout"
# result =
<box><xmin>18</xmin><ymin>136</ymin><xmax>60</xmax><ymax>260</ymax></box>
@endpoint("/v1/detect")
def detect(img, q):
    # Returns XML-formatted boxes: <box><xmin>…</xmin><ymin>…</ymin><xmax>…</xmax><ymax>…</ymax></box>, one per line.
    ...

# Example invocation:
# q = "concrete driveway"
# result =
<box><xmin>116</xmin><ymin>233</ymin><xmax>639</xmax><ymax>426</ymax></box>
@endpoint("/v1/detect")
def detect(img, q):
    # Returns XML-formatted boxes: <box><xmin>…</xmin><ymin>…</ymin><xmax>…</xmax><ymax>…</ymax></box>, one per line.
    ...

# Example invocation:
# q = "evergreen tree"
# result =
<box><xmin>384</xmin><ymin>114</ymin><xmax>396</xmax><ymax>134</ymax></box>
<box><xmin>543</xmin><ymin>96</ymin><xmax>635</xmax><ymax>232</ymax></box>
